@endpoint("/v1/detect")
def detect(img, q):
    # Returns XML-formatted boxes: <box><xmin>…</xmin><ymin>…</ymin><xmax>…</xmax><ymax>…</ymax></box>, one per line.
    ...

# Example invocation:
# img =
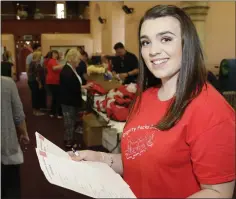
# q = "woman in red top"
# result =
<box><xmin>69</xmin><ymin>5</ymin><xmax>235</xmax><ymax>198</ymax></box>
<box><xmin>46</xmin><ymin>50</ymin><xmax>63</xmax><ymax>118</ymax></box>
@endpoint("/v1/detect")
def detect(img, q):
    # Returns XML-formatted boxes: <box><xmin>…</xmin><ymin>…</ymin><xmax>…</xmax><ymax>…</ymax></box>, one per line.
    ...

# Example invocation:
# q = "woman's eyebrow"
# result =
<box><xmin>157</xmin><ymin>31</ymin><xmax>176</xmax><ymax>36</ymax></box>
<box><xmin>140</xmin><ymin>31</ymin><xmax>176</xmax><ymax>39</ymax></box>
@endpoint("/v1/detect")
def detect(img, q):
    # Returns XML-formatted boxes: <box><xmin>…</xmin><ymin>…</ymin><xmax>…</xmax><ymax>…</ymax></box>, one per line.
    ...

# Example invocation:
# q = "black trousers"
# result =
<box><xmin>28</xmin><ymin>81</ymin><xmax>47</xmax><ymax>110</ymax></box>
<box><xmin>28</xmin><ymin>80</ymin><xmax>41</xmax><ymax>110</ymax></box>
<box><xmin>1</xmin><ymin>164</ymin><xmax>21</xmax><ymax>199</ymax></box>
<box><xmin>39</xmin><ymin>80</ymin><xmax>47</xmax><ymax>109</ymax></box>
<box><xmin>47</xmin><ymin>84</ymin><xmax>62</xmax><ymax>116</ymax></box>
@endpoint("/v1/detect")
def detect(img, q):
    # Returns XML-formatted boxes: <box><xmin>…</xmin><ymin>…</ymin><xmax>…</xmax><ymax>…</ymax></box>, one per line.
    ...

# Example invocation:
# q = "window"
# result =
<box><xmin>56</xmin><ymin>2</ymin><xmax>65</xmax><ymax>19</ymax></box>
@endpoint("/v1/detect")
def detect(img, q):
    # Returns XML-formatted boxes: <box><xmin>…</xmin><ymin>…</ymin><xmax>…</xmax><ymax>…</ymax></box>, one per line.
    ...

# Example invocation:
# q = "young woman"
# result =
<box><xmin>46</xmin><ymin>50</ymin><xmax>63</xmax><ymax>118</ymax></box>
<box><xmin>60</xmin><ymin>49</ymin><xmax>92</xmax><ymax>148</ymax></box>
<box><xmin>69</xmin><ymin>5</ymin><xmax>235</xmax><ymax>198</ymax></box>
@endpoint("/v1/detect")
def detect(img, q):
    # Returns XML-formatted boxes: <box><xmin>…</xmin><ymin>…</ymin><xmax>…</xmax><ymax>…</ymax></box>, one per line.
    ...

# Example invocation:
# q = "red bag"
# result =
<box><xmin>117</xmin><ymin>85</ymin><xmax>135</xmax><ymax>99</ymax></box>
<box><xmin>107</xmin><ymin>102</ymin><xmax>129</xmax><ymax>122</ymax></box>
<box><xmin>114</xmin><ymin>95</ymin><xmax>132</xmax><ymax>107</ymax></box>
<box><xmin>96</xmin><ymin>98</ymin><xmax>110</xmax><ymax>113</ymax></box>
<box><xmin>88</xmin><ymin>81</ymin><xmax>107</xmax><ymax>95</ymax></box>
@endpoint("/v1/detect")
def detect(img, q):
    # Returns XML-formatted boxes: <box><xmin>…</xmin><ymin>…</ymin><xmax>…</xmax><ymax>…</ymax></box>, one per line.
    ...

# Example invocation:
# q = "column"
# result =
<box><xmin>180</xmin><ymin>2</ymin><xmax>210</xmax><ymax>50</ymax></box>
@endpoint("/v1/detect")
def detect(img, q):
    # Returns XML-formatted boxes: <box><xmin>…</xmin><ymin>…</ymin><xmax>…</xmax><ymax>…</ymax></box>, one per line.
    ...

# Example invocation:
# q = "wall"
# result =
<box><xmin>41</xmin><ymin>34</ymin><xmax>93</xmax><ymax>57</ymax></box>
<box><xmin>100</xmin><ymin>2</ymin><xmax>113</xmax><ymax>55</ymax></box>
<box><xmin>90</xmin><ymin>1</ymin><xmax>125</xmax><ymax>55</ymax></box>
<box><xmin>89</xmin><ymin>1</ymin><xmax>235</xmax><ymax>69</ymax></box>
<box><xmin>205</xmin><ymin>1</ymin><xmax>235</xmax><ymax>71</ymax></box>
<box><xmin>90</xmin><ymin>2</ymin><xmax>102</xmax><ymax>54</ymax></box>
<box><xmin>35</xmin><ymin>1</ymin><xmax>55</xmax><ymax>15</ymax></box>
<box><xmin>1</xmin><ymin>34</ymin><xmax>16</xmax><ymax>64</ymax></box>
<box><xmin>1</xmin><ymin>2</ymin><xmax>15</xmax><ymax>14</ymax></box>
<box><xmin>124</xmin><ymin>1</ymin><xmax>180</xmax><ymax>57</ymax></box>
<box><xmin>111</xmin><ymin>2</ymin><xmax>125</xmax><ymax>53</ymax></box>
<box><xmin>2</xmin><ymin>19</ymin><xmax>90</xmax><ymax>35</ymax></box>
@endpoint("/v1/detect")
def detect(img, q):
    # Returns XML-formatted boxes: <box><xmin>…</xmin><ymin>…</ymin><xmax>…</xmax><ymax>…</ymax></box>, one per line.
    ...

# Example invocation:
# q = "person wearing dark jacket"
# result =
<box><xmin>60</xmin><ymin>49</ymin><xmax>92</xmax><ymax>149</ymax></box>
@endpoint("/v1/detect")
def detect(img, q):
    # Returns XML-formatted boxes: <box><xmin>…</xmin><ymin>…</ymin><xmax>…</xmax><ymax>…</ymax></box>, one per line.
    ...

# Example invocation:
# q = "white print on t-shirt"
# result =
<box><xmin>125</xmin><ymin>133</ymin><xmax>155</xmax><ymax>160</ymax></box>
<box><xmin>123</xmin><ymin>125</ymin><xmax>157</xmax><ymax>138</ymax></box>
<box><xmin>123</xmin><ymin>125</ymin><xmax>159</xmax><ymax>160</ymax></box>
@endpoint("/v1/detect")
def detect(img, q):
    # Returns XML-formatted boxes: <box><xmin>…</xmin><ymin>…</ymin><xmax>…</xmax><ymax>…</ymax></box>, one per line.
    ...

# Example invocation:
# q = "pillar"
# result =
<box><xmin>180</xmin><ymin>2</ymin><xmax>210</xmax><ymax>50</ymax></box>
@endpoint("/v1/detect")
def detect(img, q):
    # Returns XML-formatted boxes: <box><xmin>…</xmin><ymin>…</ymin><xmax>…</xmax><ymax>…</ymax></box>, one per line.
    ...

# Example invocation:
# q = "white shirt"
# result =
<box><xmin>67</xmin><ymin>63</ymin><xmax>83</xmax><ymax>85</ymax></box>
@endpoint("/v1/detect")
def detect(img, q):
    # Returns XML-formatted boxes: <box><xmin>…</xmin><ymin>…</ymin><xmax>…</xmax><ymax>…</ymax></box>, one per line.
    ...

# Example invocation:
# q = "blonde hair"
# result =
<box><xmin>65</xmin><ymin>49</ymin><xmax>81</xmax><ymax>63</ymax></box>
<box><xmin>32</xmin><ymin>51</ymin><xmax>42</xmax><ymax>62</ymax></box>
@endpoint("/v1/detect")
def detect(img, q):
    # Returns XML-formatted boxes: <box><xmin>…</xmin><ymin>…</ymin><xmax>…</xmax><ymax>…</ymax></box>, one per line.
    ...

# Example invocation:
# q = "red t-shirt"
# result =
<box><xmin>46</xmin><ymin>58</ymin><xmax>61</xmax><ymax>85</ymax></box>
<box><xmin>121</xmin><ymin>83</ymin><xmax>235</xmax><ymax>198</ymax></box>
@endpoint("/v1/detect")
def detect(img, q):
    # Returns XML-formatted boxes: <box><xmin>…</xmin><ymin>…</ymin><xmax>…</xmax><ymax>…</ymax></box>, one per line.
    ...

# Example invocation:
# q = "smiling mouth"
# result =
<box><xmin>151</xmin><ymin>58</ymin><xmax>169</xmax><ymax>65</ymax></box>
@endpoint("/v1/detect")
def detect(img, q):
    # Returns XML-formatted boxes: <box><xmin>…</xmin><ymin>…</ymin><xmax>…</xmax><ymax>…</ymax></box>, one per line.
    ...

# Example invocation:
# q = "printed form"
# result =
<box><xmin>35</xmin><ymin>132</ymin><xmax>136</xmax><ymax>198</ymax></box>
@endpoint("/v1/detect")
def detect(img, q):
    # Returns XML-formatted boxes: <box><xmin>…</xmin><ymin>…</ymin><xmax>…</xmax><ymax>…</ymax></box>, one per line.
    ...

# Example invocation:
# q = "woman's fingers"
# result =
<box><xmin>68</xmin><ymin>150</ymin><xmax>86</xmax><ymax>161</ymax></box>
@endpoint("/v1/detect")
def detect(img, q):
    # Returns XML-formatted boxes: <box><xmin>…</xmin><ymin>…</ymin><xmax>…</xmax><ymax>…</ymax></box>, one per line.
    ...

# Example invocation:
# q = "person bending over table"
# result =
<box><xmin>112</xmin><ymin>42</ymin><xmax>139</xmax><ymax>84</ymax></box>
<box><xmin>68</xmin><ymin>5</ymin><xmax>235</xmax><ymax>199</ymax></box>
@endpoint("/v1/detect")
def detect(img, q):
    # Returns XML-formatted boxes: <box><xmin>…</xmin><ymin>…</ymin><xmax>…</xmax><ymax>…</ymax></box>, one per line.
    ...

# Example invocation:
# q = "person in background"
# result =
<box><xmin>43</xmin><ymin>51</ymin><xmax>52</xmax><ymax>68</ymax></box>
<box><xmin>26</xmin><ymin>43</ymin><xmax>43</xmax><ymax>74</ymax></box>
<box><xmin>3</xmin><ymin>47</ymin><xmax>13</xmax><ymax>63</ymax></box>
<box><xmin>60</xmin><ymin>49</ymin><xmax>92</xmax><ymax>149</ymax></box>
<box><xmin>16</xmin><ymin>4</ymin><xmax>28</xmax><ymax>19</ymax></box>
<box><xmin>1</xmin><ymin>76</ymin><xmax>30</xmax><ymax>199</ymax></box>
<box><xmin>112</xmin><ymin>42</ymin><xmax>139</xmax><ymax>84</ymax></box>
<box><xmin>69</xmin><ymin>5</ymin><xmax>235</xmax><ymax>198</ymax></box>
<box><xmin>1</xmin><ymin>53</ymin><xmax>14</xmax><ymax>78</ymax></box>
<box><xmin>101</xmin><ymin>55</ymin><xmax>112</xmax><ymax>72</ymax></box>
<box><xmin>43</xmin><ymin>51</ymin><xmax>52</xmax><ymax>105</ymax></box>
<box><xmin>46</xmin><ymin>50</ymin><xmax>64</xmax><ymax>118</ymax></box>
<box><xmin>34</xmin><ymin>8</ymin><xmax>44</xmax><ymax>19</ymax></box>
<box><xmin>76</xmin><ymin>51</ymin><xmax>88</xmax><ymax>85</ymax></box>
<box><xmin>27</xmin><ymin>51</ymin><xmax>45</xmax><ymax>116</ymax></box>
<box><xmin>80</xmin><ymin>51</ymin><xmax>89</xmax><ymax>64</ymax></box>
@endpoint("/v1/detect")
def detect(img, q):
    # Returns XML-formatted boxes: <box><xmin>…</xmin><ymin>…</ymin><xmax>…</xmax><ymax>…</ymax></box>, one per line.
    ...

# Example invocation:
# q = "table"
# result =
<box><xmin>82</xmin><ymin>94</ymin><xmax>125</xmax><ymax>153</ymax></box>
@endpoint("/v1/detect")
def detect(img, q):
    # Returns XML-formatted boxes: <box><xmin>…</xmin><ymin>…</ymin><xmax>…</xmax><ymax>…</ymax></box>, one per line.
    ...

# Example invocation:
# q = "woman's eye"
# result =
<box><xmin>141</xmin><ymin>40</ymin><xmax>150</xmax><ymax>47</ymax></box>
<box><xmin>161</xmin><ymin>37</ymin><xmax>172</xmax><ymax>43</ymax></box>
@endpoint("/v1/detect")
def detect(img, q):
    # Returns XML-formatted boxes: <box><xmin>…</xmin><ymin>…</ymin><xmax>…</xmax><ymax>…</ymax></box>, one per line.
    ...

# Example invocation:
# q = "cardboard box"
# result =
<box><xmin>102</xmin><ymin>128</ymin><xmax>121</xmax><ymax>154</ymax></box>
<box><xmin>82</xmin><ymin>113</ymin><xmax>108</xmax><ymax>147</ymax></box>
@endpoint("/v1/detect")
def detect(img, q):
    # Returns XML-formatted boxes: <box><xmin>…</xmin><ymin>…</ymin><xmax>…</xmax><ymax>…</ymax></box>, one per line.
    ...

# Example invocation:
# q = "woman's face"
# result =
<box><xmin>140</xmin><ymin>16</ymin><xmax>182</xmax><ymax>81</ymax></box>
<box><xmin>72</xmin><ymin>53</ymin><xmax>80</xmax><ymax>67</ymax></box>
<box><xmin>101</xmin><ymin>56</ymin><xmax>108</xmax><ymax>64</ymax></box>
<box><xmin>52</xmin><ymin>52</ymin><xmax>58</xmax><ymax>59</ymax></box>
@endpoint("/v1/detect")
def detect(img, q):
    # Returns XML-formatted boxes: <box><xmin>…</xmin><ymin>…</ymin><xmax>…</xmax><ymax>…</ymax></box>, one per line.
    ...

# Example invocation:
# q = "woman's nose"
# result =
<box><xmin>149</xmin><ymin>43</ymin><xmax>161</xmax><ymax>57</ymax></box>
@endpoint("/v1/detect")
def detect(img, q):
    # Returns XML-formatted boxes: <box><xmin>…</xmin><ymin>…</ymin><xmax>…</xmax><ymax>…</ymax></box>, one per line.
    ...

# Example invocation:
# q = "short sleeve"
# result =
<box><xmin>190</xmin><ymin>119</ymin><xmax>235</xmax><ymax>184</ymax></box>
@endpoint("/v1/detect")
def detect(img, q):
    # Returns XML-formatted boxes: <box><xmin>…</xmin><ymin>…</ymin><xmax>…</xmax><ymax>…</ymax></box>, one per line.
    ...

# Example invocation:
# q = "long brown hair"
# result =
<box><xmin>128</xmin><ymin>5</ymin><xmax>207</xmax><ymax>131</ymax></box>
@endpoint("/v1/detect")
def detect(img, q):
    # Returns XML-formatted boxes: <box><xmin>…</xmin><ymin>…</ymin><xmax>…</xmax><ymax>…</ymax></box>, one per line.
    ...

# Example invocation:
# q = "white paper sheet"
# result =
<box><xmin>35</xmin><ymin>132</ymin><xmax>70</xmax><ymax>159</ymax></box>
<box><xmin>35</xmin><ymin>133</ymin><xmax>136</xmax><ymax>198</ymax></box>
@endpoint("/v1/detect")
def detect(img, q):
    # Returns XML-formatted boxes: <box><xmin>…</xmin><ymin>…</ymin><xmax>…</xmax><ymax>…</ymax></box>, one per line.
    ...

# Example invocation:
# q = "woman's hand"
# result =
<box><xmin>68</xmin><ymin>150</ymin><xmax>101</xmax><ymax>162</ymax></box>
<box><xmin>38</xmin><ymin>83</ymin><xmax>43</xmax><ymax>89</ymax></box>
<box><xmin>20</xmin><ymin>134</ymin><xmax>30</xmax><ymax>145</ymax></box>
<box><xmin>82</xmin><ymin>82</ymin><xmax>93</xmax><ymax>90</ymax></box>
